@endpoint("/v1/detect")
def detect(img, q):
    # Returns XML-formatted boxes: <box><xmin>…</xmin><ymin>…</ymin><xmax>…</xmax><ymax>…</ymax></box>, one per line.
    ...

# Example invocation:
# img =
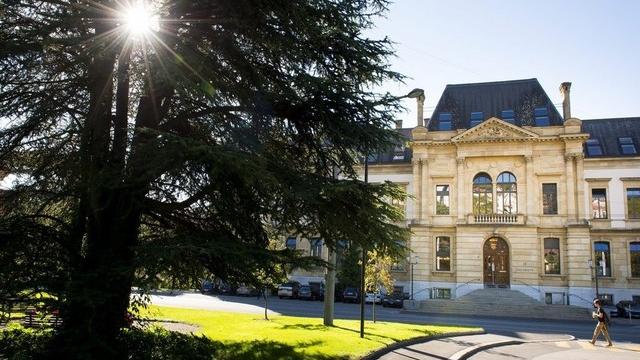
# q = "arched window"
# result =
<box><xmin>473</xmin><ymin>173</ymin><xmax>493</xmax><ymax>215</ymax></box>
<box><xmin>496</xmin><ymin>172</ymin><xmax>517</xmax><ymax>214</ymax></box>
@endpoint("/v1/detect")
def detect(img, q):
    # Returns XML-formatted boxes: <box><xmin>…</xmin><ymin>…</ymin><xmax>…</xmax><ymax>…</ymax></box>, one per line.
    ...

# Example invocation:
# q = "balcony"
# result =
<box><xmin>469</xmin><ymin>213</ymin><xmax>524</xmax><ymax>224</ymax></box>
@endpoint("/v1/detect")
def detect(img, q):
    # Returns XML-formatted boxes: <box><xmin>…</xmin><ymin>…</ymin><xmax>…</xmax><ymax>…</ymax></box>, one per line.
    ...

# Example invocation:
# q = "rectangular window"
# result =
<box><xmin>542</xmin><ymin>183</ymin><xmax>558</xmax><ymax>215</ymax></box>
<box><xmin>534</xmin><ymin>107</ymin><xmax>550</xmax><ymax>126</ymax></box>
<box><xmin>310</xmin><ymin>238</ymin><xmax>323</xmax><ymax>258</ymax></box>
<box><xmin>627</xmin><ymin>188</ymin><xmax>640</xmax><ymax>219</ymax></box>
<box><xmin>432</xmin><ymin>288</ymin><xmax>451</xmax><ymax>299</ymax></box>
<box><xmin>435</xmin><ymin>236</ymin><xmax>451</xmax><ymax>271</ymax></box>
<box><xmin>598</xmin><ymin>294</ymin><xmax>614</xmax><ymax>306</ymax></box>
<box><xmin>501</xmin><ymin>109</ymin><xmax>515</xmax><ymax>124</ymax></box>
<box><xmin>544</xmin><ymin>238</ymin><xmax>561</xmax><ymax>275</ymax></box>
<box><xmin>436</xmin><ymin>185</ymin><xmax>450</xmax><ymax>215</ymax></box>
<box><xmin>390</xmin><ymin>261</ymin><xmax>405</xmax><ymax>272</ymax></box>
<box><xmin>594</xmin><ymin>241</ymin><xmax>612</xmax><ymax>277</ymax></box>
<box><xmin>619</xmin><ymin>137</ymin><xmax>637</xmax><ymax>155</ymax></box>
<box><xmin>591</xmin><ymin>189</ymin><xmax>608</xmax><ymax>219</ymax></box>
<box><xmin>586</xmin><ymin>139</ymin><xmax>604</xmax><ymax>156</ymax></box>
<box><xmin>285</xmin><ymin>236</ymin><xmax>297</xmax><ymax>250</ymax></box>
<box><xmin>630</xmin><ymin>242</ymin><xmax>640</xmax><ymax>278</ymax></box>
<box><xmin>439</xmin><ymin>113</ymin><xmax>452</xmax><ymax>131</ymax></box>
<box><xmin>470</xmin><ymin>112</ymin><xmax>483</xmax><ymax>127</ymax></box>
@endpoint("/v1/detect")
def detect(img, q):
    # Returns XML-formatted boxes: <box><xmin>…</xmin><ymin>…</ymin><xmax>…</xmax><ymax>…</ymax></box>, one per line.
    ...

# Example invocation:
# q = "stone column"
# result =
<box><xmin>524</xmin><ymin>155</ymin><xmax>536</xmax><ymax>224</ymax></box>
<box><xmin>412</xmin><ymin>158</ymin><xmax>422</xmax><ymax>222</ymax></box>
<box><xmin>564</xmin><ymin>154</ymin><xmax>577</xmax><ymax>223</ymax></box>
<box><xmin>421</xmin><ymin>158</ymin><xmax>429</xmax><ymax>224</ymax></box>
<box><xmin>574</xmin><ymin>153</ymin><xmax>585</xmax><ymax>222</ymax></box>
<box><xmin>456</xmin><ymin>157</ymin><xmax>466</xmax><ymax>223</ymax></box>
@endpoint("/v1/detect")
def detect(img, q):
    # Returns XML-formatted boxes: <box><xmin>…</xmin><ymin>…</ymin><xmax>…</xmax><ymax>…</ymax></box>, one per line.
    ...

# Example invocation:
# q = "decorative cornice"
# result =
<box><xmin>585</xmin><ymin>177</ymin><xmax>612</xmax><ymax>183</ymax></box>
<box><xmin>620</xmin><ymin>177</ymin><xmax>640</xmax><ymax>182</ymax></box>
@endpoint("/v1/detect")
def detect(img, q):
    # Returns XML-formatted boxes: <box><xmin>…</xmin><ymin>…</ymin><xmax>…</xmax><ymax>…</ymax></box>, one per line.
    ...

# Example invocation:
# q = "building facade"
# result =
<box><xmin>288</xmin><ymin>79</ymin><xmax>640</xmax><ymax>308</ymax></box>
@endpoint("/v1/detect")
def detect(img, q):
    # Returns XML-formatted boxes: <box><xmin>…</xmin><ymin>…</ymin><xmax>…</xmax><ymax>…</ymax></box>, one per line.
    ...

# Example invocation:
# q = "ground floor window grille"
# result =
<box><xmin>431</xmin><ymin>288</ymin><xmax>451</xmax><ymax>299</ymax></box>
<box><xmin>598</xmin><ymin>294</ymin><xmax>614</xmax><ymax>306</ymax></box>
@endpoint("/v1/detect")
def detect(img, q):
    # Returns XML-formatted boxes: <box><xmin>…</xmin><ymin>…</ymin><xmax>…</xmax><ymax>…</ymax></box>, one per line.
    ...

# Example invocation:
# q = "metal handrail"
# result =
<box><xmin>454</xmin><ymin>279</ymin><xmax>481</xmax><ymax>292</ymax></box>
<box><xmin>512</xmin><ymin>279</ymin><xmax>542</xmax><ymax>297</ymax></box>
<box><xmin>568</xmin><ymin>293</ymin><xmax>594</xmax><ymax>307</ymax></box>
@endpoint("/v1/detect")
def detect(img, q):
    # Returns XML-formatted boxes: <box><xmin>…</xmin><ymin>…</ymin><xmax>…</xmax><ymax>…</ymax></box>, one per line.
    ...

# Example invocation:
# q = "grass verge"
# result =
<box><xmin>142</xmin><ymin>305</ymin><xmax>479</xmax><ymax>359</ymax></box>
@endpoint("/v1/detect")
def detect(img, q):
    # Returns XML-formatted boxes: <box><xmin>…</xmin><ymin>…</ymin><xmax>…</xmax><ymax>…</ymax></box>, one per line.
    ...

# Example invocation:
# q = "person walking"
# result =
<box><xmin>591</xmin><ymin>298</ymin><xmax>613</xmax><ymax>347</ymax></box>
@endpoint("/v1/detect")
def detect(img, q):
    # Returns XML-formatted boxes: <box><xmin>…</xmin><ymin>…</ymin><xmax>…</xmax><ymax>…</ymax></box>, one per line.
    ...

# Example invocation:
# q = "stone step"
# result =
<box><xmin>412</xmin><ymin>288</ymin><xmax>591</xmax><ymax>320</ymax></box>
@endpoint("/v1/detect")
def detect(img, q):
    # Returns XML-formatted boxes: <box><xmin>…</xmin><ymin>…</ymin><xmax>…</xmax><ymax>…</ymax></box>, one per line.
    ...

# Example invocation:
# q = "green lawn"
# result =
<box><xmin>142</xmin><ymin>305</ymin><xmax>480</xmax><ymax>359</ymax></box>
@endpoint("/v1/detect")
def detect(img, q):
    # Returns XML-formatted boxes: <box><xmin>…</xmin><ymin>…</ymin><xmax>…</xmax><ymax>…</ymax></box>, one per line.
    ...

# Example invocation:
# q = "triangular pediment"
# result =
<box><xmin>451</xmin><ymin>117</ymin><xmax>539</xmax><ymax>143</ymax></box>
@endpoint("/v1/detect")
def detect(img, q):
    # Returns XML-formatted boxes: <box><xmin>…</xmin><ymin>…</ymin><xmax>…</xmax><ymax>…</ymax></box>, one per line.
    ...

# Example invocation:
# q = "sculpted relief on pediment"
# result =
<box><xmin>452</xmin><ymin>118</ymin><xmax>538</xmax><ymax>143</ymax></box>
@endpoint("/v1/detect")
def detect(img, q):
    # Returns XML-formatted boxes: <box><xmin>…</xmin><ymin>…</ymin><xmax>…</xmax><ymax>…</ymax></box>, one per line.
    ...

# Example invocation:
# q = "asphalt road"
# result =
<box><xmin>149</xmin><ymin>292</ymin><xmax>640</xmax><ymax>345</ymax></box>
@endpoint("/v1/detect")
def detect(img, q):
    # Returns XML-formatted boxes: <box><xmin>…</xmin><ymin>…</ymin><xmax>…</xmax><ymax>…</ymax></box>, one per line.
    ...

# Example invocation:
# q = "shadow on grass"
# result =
<box><xmin>0</xmin><ymin>327</ymin><xmax>346</xmax><ymax>360</ymax></box>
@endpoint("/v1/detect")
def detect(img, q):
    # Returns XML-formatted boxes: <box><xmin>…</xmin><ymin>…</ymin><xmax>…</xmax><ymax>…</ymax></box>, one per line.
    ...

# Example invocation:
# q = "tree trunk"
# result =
<box><xmin>54</xmin><ymin>190</ymin><xmax>141</xmax><ymax>359</ymax></box>
<box><xmin>323</xmin><ymin>247</ymin><xmax>337</xmax><ymax>326</ymax></box>
<box><xmin>263</xmin><ymin>289</ymin><xmax>269</xmax><ymax>321</ymax></box>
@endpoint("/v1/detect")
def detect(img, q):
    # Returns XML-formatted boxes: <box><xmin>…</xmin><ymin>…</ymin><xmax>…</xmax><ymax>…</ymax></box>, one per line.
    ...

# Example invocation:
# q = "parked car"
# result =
<box><xmin>365</xmin><ymin>292</ymin><xmax>382</xmax><ymax>304</ymax></box>
<box><xmin>200</xmin><ymin>280</ymin><xmax>214</xmax><ymax>294</ymax></box>
<box><xmin>236</xmin><ymin>284</ymin><xmax>258</xmax><ymax>296</ymax></box>
<box><xmin>342</xmin><ymin>287</ymin><xmax>360</xmax><ymax>303</ymax></box>
<box><xmin>613</xmin><ymin>300</ymin><xmax>640</xmax><ymax>318</ymax></box>
<box><xmin>298</xmin><ymin>285</ymin><xmax>313</xmax><ymax>300</ymax></box>
<box><xmin>278</xmin><ymin>281</ymin><xmax>301</xmax><ymax>299</ymax></box>
<box><xmin>382</xmin><ymin>292</ymin><xmax>404</xmax><ymax>308</ymax></box>
<box><xmin>308</xmin><ymin>282</ymin><xmax>325</xmax><ymax>301</ymax></box>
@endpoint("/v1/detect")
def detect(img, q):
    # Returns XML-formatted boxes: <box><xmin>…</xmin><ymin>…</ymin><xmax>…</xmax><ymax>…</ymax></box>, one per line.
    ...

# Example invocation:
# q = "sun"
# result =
<box><xmin>122</xmin><ymin>3</ymin><xmax>159</xmax><ymax>35</ymax></box>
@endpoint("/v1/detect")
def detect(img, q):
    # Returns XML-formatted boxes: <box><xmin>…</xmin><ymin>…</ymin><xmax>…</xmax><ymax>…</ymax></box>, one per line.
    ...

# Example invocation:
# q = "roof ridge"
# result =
<box><xmin>582</xmin><ymin>117</ymin><xmax>640</xmax><ymax>121</ymax></box>
<box><xmin>445</xmin><ymin>78</ymin><xmax>538</xmax><ymax>88</ymax></box>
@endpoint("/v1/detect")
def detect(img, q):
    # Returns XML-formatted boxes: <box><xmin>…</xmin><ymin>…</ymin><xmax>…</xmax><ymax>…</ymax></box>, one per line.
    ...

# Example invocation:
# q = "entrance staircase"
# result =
<box><xmin>412</xmin><ymin>288</ymin><xmax>591</xmax><ymax>321</ymax></box>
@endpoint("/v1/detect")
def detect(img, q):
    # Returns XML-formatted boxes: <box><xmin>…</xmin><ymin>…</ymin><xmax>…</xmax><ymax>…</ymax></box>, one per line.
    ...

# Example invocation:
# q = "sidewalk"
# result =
<box><xmin>373</xmin><ymin>333</ymin><xmax>639</xmax><ymax>360</ymax></box>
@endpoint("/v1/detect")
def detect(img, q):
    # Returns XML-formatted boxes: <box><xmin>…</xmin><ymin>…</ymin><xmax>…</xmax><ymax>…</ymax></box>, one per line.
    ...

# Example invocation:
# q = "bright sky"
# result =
<box><xmin>370</xmin><ymin>0</ymin><xmax>640</xmax><ymax>127</ymax></box>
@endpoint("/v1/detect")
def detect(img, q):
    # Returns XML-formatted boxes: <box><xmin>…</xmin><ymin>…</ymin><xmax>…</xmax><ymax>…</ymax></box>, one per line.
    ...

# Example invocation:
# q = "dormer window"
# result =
<box><xmin>439</xmin><ymin>113</ymin><xmax>453</xmax><ymax>131</ymax></box>
<box><xmin>393</xmin><ymin>144</ymin><xmax>405</xmax><ymax>160</ymax></box>
<box><xmin>534</xmin><ymin>107</ymin><xmax>550</xmax><ymax>126</ymax></box>
<box><xmin>470</xmin><ymin>112</ymin><xmax>483</xmax><ymax>127</ymax></box>
<box><xmin>586</xmin><ymin>139</ymin><xmax>604</xmax><ymax>156</ymax></box>
<box><xmin>619</xmin><ymin>137</ymin><xmax>637</xmax><ymax>155</ymax></box>
<box><xmin>501</xmin><ymin>109</ymin><xmax>515</xmax><ymax>124</ymax></box>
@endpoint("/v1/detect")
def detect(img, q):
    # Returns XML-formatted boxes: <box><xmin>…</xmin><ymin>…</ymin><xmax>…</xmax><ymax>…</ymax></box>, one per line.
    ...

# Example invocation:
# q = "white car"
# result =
<box><xmin>365</xmin><ymin>292</ymin><xmax>382</xmax><ymax>304</ymax></box>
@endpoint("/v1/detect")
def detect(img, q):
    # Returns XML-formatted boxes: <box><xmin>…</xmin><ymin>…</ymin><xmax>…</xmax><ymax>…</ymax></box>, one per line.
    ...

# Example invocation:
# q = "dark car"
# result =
<box><xmin>613</xmin><ymin>300</ymin><xmax>640</xmax><ymax>318</ymax></box>
<box><xmin>298</xmin><ymin>285</ymin><xmax>313</xmax><ymax>300</ymax></box>
<box><xmin>200</xmin><ymin>280</ymin><xmax>214</xmax><ymax>294</ymax></box>
<box><xmin>308</xmin><ymin>282</ymin><xmax>325</xmax><ymax>301</ymax></box>
<box><xmin>382</xmin><ymin>292</ymin><xmax>404</xmax><ymax>308</ymax></box>
<box><xmin>342</xmin><ymin>287</ymin><xmax>360</xmax><ymax>303</ymax></box>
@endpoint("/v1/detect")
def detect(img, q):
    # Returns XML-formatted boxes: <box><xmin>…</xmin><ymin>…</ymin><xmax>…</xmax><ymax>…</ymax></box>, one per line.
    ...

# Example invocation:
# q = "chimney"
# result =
<box><xmin>416</xmin><ymin>93</ymin><xmax>425</xmax><ymax>127</ymax></box>
<box><xmin>394</xmin><ymin>120</ymin><xmax>403</xmax><ymax>129</ymax></box>
<box><xmin>559</xmin><ymin>82</ymin><xmax>572</xmax><ymax>120</ymax></box>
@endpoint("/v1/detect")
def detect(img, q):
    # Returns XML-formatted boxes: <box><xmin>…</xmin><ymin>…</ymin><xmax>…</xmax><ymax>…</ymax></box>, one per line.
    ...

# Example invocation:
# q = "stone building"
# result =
<box><xmin>288</xmin><ymin>78</ymin><xmax>640</xmax><ymax>308</ymax></box>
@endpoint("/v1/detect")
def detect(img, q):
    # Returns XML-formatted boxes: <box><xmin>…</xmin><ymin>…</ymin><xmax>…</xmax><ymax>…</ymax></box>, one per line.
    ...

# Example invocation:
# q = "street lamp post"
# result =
<box><xmin>359</xmin><ymin>88</ymin><xmax>424</xmax><ymax>339</ymax></box>
<box><xmin>408</xmin><ymin>255</ymin><xmax>419</xmax><ymax>300</ymax></box>
<box><xmin>588</xmin><ymin>259</ymin><xmax>600</xmax><ymax>300</ymax></box>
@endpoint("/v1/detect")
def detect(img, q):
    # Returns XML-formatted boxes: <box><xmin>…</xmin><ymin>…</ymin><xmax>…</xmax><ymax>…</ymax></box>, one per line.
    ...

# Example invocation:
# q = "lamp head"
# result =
<box><xmin>407</xmin><ymin>88</ymin><xmax>424</xmax><ymax>98</ymax></box>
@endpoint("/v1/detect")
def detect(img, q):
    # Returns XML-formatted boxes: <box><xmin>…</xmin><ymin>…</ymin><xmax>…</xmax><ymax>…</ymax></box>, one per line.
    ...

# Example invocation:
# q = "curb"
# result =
<box><xmin>360</xmin><ymin>329</ymin><xmax>486</xmax><ymax>360</ymax></box>
<box><xmin>450</xmin><ymin>335</ymin><xmax>576</xmax><ymax>360</ymax></box>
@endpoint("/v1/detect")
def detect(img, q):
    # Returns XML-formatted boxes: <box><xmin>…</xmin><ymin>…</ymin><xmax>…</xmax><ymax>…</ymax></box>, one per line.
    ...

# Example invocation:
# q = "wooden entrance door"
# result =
<box><xmin>483</xmin><ymin>237</ymin><xmax>510</xmax><ymax>288</ymax></box>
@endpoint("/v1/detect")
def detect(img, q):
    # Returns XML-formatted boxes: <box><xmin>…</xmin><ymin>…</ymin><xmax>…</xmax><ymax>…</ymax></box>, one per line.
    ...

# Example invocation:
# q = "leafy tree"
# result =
<box><xmin>0</xmin><ymin>0</ymin><xmax>409</xmax><ymax>357</ymax></box>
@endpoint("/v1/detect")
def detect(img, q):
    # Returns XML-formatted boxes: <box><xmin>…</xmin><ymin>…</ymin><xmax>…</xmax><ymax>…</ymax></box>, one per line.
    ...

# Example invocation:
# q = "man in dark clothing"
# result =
<box><xmin>591</xmin><ymin>298</ymin><xmax>613</xmax><ymax>346</ymax></box>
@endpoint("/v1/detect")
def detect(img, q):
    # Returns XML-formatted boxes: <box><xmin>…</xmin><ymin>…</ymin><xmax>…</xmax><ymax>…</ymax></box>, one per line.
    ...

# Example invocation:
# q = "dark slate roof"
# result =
<box><xmin>581</xmin><ymin>117</ymin><xmax>640</xmax><ymax>158</ymax></box>
<box><xmin>367</xmin><ymin>128</ymin><xmax>412</xmax><ymax>164</ymax></box>
<box><xmin>428</xmin><ymin>78</ymin><xmax>563</xmax><ymax>131</ymax></box>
